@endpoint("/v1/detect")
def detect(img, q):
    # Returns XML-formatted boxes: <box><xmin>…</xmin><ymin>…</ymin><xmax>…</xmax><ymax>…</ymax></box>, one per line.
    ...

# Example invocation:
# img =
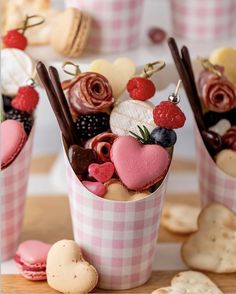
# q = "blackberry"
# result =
<box><xmin>6</xmin><ymin>109</ymin><xmax>33</xmax><ymax>135</ymax></box>
<box><xmin>2</xmin><ymin>94</ymin><xmax>13</xmax><ymax>112</ymax></box>
<box><xmin>75</xmin><ymin>112</ymin><xmax>110</xmax><ymax>139</ymax></box>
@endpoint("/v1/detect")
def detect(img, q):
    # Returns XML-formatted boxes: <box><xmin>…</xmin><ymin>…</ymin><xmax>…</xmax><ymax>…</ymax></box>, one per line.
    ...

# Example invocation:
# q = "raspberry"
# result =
<box><xmin>127</xmin><ymin>77</ymin><xmax>156</xmax><ymax>101</ymax></box>
<box><xmin>6</xmin><ymin>109</ymin><xmax>33</xmax><ymax>135</ymax></box>
<box><xmin>3</xmin><ymin>29</ymin><xmax>28</xmax><ymax>50</ymax></box>
<box><xmin>75</xmin><ymin>112</ymin><xmax>110</xmax><ymax>139</ymax></box>
<box><xmin>12</xmin><ymin>86</ymin><xmax>39</xmax><ymax>112</ymax></box>
<box><xmin>153</xmin><ymin>101</ymin><xmax>186</xmax><ymax>129</ymax></box>
<box><xmin>148</xmin><ymin>27</ymin><xmax>166</xmax><ymax>44</ymax></box>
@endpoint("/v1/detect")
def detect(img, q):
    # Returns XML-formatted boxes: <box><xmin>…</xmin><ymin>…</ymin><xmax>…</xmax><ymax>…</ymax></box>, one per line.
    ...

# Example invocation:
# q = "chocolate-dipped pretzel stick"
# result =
<box><xmin>168</xmin><ymin>38</ymin><xmax>204</xmax><ymax>132</ymax></box>
<box><xmin>48</xmin><ymin>66</ymin><xmax>79</xmax><ymax>144</ymax></box>
<box><xmin>36</xmin><ymin>62</ymin><xmax>76</xmax><ymax>146</ymax></box>
<box><xmin>168</xmin><ymin>38</ymin><xmax>222</xmax><ymax>154</ymax></box>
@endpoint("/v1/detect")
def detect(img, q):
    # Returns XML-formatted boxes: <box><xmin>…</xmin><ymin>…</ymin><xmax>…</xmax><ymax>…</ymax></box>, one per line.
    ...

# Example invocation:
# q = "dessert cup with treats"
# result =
<box><xmin>37</xmin><ymin>58</ymin><xmax>186</xmax><ymax>289</ymax></box>
<box><xmin>1</xmin><ymin>16</ymin><xmax>43</xmax><ymax>260</ymax></box>
<box><xmin>169</xmin><ymin>38</ymin><xmax>236</xmax><ymax>212</ymax></box>
<box><xmin>65</xmin><ymin>0</ymin><xmax>144</xmax><ymax>53</ymax></box>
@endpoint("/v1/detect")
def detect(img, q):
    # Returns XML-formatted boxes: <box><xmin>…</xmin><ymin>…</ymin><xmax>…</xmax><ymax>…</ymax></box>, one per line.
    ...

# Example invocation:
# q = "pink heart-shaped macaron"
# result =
<box><xmin>88</xmin><ymin>162</ymin><xmax>115</xmax><ymax>183</ymax></box>
<box><xmin>111</xmin><ymin>136</ymin><xmax>170</xmax><ymax>190</ymax></box>
<box><xmin>1</xmin><ymin>120</ymin><xmax>27</xmax><ymax>169</ymax></box>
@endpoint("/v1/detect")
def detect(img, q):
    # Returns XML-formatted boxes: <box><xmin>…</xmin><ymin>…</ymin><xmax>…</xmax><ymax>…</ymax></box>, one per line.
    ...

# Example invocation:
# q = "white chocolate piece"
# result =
<box><xmin>210</xmin><ymin>47</ymin><xmax>236</xmax><ymax>86</ymax></box>
<box><xmin>161</xmin><ymin>203</ymin><xmax>200</xmax><ymax>234</ymax></box>
<box><xmin>104</xmin><ymin>181</ymin><xmax>150</xmax><ymax>201</ymax></box>
<box><xmin>89</xmin><ymin>57</ymin><xmax>135</xmax><ymax>98</ymax></box>
<box><xmin>110</xmin><ymin>100</ymin><xmax>155</xmax><ymax>136</ymax></box>
<box><xmin>46</xmin><ymin>240</ymin><xmax>98</xmax><ymax>294</ymax></box>
<box><xmin>182</xmin><ymin>203</ymin><xmax>236</xmax><ymax>273</ymax></box>
<box><xmin>1</xmin><ymin>48</ymin><xmax>34</xmax><ymax>96</ymax></box>
<box><xmin>209</xmin><ymin>119</ymin><xmax>231</xmax><ymax>136</ymax></box>
<box><xmin>216</xmin><ymin>149</ymin><xmax>236</xmax><ymax>178</ymax></box>
<box><xmin>152</xmin><ymin>271</ymin><xmax>223</xmax><ymax>294</ymax></box>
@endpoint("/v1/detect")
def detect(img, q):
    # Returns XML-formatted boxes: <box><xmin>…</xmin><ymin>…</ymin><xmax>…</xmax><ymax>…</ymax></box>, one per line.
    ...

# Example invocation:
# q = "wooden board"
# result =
<box><xmin>2</xmin><ymin>272</ymin><xmax>236</xmax><ymax>294</ymax></box>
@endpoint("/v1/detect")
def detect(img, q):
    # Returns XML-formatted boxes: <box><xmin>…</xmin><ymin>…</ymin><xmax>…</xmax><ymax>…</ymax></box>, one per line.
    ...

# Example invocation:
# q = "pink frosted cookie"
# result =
<box><xmin>14</xmin><ymin>240</ymin><xmax>51</xmax><ymax>281</ymax></box>
<box><xmin>111</xmin><ymin>136</ymin><xmax>170</xmax><ymax>191</ymax></box>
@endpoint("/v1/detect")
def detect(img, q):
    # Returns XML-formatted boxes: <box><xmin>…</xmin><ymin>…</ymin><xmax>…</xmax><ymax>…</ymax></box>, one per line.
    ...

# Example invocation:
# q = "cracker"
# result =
<box><xmin>161</xmin><ymin>203</ymin><xmax>200</xmax><ymax>234</ymax></box>
<box><xmin>151</xmin><ymin>271</ymin><xmax>223</xmax><ymax>294</ymax></box>
<box><xmin>182</xmin><ymin>203</ymin><xmax>236</xmax><ymax>273</ymax></box>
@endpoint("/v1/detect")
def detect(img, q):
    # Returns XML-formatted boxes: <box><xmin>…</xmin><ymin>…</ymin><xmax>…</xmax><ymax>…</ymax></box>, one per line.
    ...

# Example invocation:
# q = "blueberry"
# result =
<box><xmin>150</xmin><ymin>127</ymin><xmax>177</xmax><ymax>147</ymax></box>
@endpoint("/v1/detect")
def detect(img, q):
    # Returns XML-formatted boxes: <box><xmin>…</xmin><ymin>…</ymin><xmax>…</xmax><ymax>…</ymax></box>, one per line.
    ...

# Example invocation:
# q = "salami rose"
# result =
<box><xmin>63</xmin><ymin>72</ymin><xmax>114</xmax><ymax>114</ymax></box>
<box><xmin>222</xmin><ymin>126</ymin><xmax>236</xmax><ymax>151</ymax></box>
<box><xmin>85</xmin><ymin>132</ymin><xmax>117</xmax><ymax>162</ymax></box>
<box><xmin>197</xmin><ymin>68</ymin><xmax>236</xmax><ymax>113</ymax></box>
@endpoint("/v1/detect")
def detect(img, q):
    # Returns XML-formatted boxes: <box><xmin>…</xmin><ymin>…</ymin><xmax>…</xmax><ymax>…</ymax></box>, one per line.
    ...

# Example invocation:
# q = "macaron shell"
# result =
<box><xmin>111</xmin><ymin>136</ymin><xmax>170</xmax><ymax>190</ymax></box>
<box><xmin>50</xmin><ymin>8</ymin><xmax>81</xmax><ymax>54</ymax></box>
<box><xmin>1</xmin><ymin>48</ymin><xmax>34</xmax><ymax>95</ymax></box>
<box><xmin>16</xmin><ymin>240</ymin><xmax>51</xmax><ymax>265</ymax></box>
<box><xmin>1</xmin><ymin>120</ymin><xmax>27</xmax><ymax>168</ymax></box>
<box><xmin>68</xmin><ymin>12</ymin><xmax>91</xmax><ymax>57</ymax></box>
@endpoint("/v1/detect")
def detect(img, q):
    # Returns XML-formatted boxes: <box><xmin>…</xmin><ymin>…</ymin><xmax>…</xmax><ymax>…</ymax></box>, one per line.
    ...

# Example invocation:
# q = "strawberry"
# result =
<box><xmin>11</xmin><ymin>86</ymin><xmax>39</xmax><ymax>112</ymax></box>
<box><xmin>153</xmin><ymin>101</ymin><xmax>186</xmax><ymax>129</ymax></box>
<box><xmin>127</xmin><ymin>77</ymin><xmax>156</xmax><ymax>101</ymax></box>
<box><xmin>3</xmin><ymin>30</ymin><xmax>28</xmax><ymax>50</ymax></box>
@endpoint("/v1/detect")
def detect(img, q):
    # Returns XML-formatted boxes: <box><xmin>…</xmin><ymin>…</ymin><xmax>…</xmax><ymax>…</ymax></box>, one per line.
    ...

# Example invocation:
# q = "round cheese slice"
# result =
<box><xmin>110</xmin><ymin>100</ymin><xmax>155</xmax><ymax>136</ymax></box>
<box><xmin>1</xmin><ymin>48</ymin><xmax>34</xmax><ymax>96</ymax></box>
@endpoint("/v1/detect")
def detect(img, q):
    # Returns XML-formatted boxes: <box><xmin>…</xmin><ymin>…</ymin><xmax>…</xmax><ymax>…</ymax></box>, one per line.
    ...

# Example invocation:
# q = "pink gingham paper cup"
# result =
<box><xmin>64</xmin><ymin>146</ymin><xmax>169</xmax><ymax>290</ymax></box>
<box><xmin>65</xmin><ymin>0</ymin><xmax>144</xmax><ymax>53</ymax></box>
<box><xmin>1</xmin><ymin>127</ymin><xmax>34</xmax><ymax>261</ymax></box>
<box><xmin>171</xmin><ymin>0</ymin><xmax>236</xmax><ymax>40</ymax></box>
<box><xmin>195</xmin><ymin>127</ymin><xmax>236</xmax><ymax>212</ymax></box>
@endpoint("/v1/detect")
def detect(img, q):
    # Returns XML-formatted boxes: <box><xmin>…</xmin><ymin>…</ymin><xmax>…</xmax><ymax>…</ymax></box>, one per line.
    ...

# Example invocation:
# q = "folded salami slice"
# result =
<box><xmin>62</xmin><ymin>72</ymin><xmax>114</xmax><ymax>114</ymax></box>
<box><xmin>85</xmin><ymin>132</ymin><xmax>117</xmax><ymax>162</ymax></box>
<box><xmin>197</xmin><ymin>67</ymin><xmax>236</xmax><ymax>113</ymax></box>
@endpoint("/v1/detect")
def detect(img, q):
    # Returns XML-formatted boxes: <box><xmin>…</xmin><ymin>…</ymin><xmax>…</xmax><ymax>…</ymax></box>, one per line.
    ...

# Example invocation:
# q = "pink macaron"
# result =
<box><xmin>1</xmin><ymin>119</ymin><xmax>27</xmax><ymax>169</ymax></box>
<box><xmin>14</xmin><ymin>240</ymin><xmax>51</xmax><ymax>281</ymax></box>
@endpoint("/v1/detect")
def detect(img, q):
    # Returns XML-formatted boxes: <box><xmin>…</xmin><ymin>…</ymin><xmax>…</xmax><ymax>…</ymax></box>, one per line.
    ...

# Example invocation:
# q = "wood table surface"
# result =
<box><xmin>2</xmin><ymin>155</ymin><xmax>236</xmax><ymax>293</ymax></box>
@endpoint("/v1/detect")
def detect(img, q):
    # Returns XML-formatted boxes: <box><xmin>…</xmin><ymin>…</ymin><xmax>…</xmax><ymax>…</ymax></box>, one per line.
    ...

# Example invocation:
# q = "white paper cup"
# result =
<box><xmin>63</xmin><ymin>145</ymin><xmax>169</xmax><ymax>290</ymax></box>
<box><xmin>65</xmin><ymin>0</ymin><xmax>144</xmax><ymax>53</ymax></box>
<box><xmin>1</xmin><ymin>127</ymin><xmax>34</xmax><ymax>261</ymax></box>
<box><xmin>170</xmin><ymin>0</ymin><xmax>236</xmax><ymax>40</ymax></box>
<box><xmin>195</xmin><ymin>127</ymin><xmax>236</xmax><ymax>212</ymax></box>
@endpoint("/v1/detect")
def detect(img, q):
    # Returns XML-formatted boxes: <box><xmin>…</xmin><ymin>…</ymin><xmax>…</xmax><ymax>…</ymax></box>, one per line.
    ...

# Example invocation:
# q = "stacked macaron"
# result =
<box><xmin>1</xmin><ymin>18</ymin><xmax>40</xmax><ymax>169</ymax></box>
<box><xmin>14</xmin><ymin>240</ymin><xmax>51</xmax><ymax>281</ymax></box>
<box><xmin>50</xmin><ymin>8</ymin><xmax>91</xmax><ymax>57</ymax></box>
<box><xmin>37</xmin><ymin>58</ymin><xmax>186</xmax><ymax>201</ymax></box>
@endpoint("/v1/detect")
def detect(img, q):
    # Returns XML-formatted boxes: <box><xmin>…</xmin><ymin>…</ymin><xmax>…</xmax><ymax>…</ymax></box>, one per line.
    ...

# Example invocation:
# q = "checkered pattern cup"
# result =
<box><xmin>1</xmin><ymin>127</ymin><xmax>34</xmax><ymax>261</ymax></box>
<box><xmin>64</xmin><ymin>149</ymin><xmax>169</xmax><ymax>290</ymax></box>
<box><xmin>195</xmin><ymin>127</ymin><xmax>236</xmax><ymax>212</ymax></box>
<box><xmin>65</xmin><ymin>0</ymin><xmax>144</xmax><ymax>53</ymax></box>
<box><xmin>171</xmin><ymin>0</ymin><xmax>236</xmax><ymax>40</ymax></box>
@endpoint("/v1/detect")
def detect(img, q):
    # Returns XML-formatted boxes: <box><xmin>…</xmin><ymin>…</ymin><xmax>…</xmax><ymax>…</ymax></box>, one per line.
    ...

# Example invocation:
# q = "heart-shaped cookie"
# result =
<box><xmin>111</xmin><ymin>136</ymin><xmax>170</xmax><ymax>190</ymax></box>
<box><xmin>216</xmin><ymin>149</ymin><xmax>236</xmax><ymax>178</ymax></box>
<box><xmin>151</xmin><ymin>271</ymin><xmax>223</xmax><ymax>294</ymax></box>
<box><xmin>88</xmin><ymin>162</ymin><xmax>115</xmax><ymax>182</ymax></box>
<box><xmin>104</xmin><ymin>180</ymin><xmax>150</xmax><ymax>201</ymax></box>
<box><xmin>89</xmin><ymin>57</ymin><xmax>135</xmax><ymax>98</ymax></box>
<box><xmin>68</xmin><ymin>145</ymin><xmax>97</xmax><ymax>175</ymax></box>
<box><xmin>210</xmin><ymin>47</ymin><xmax>236</xmax><ymax>86</ymax></box>
<box><xmin>47</xmin><ymin>240</ymin><xmax>98</xmax><ymax>294</ymax></box>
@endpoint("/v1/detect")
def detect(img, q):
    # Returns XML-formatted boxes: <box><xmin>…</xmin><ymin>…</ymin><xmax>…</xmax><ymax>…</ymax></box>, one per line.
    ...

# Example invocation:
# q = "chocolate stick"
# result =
<box><xmin>168</xmin><ymin>38</ymin><xmax>205</xmax><ymax>132</ymax></box>
<box><xmin>48</xmin><ymin>66</ymin><xmax>79</xmax><ymax>144</ymax></box>
<box><xmin>181</xmin><ymin>46</ymin><xmax>205</xmax><ymax>131</ymax></box>
<box><xmin>36</xmin><ymin>62</ymin><xmax>73</xmax><ymax>146</ymax></box>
